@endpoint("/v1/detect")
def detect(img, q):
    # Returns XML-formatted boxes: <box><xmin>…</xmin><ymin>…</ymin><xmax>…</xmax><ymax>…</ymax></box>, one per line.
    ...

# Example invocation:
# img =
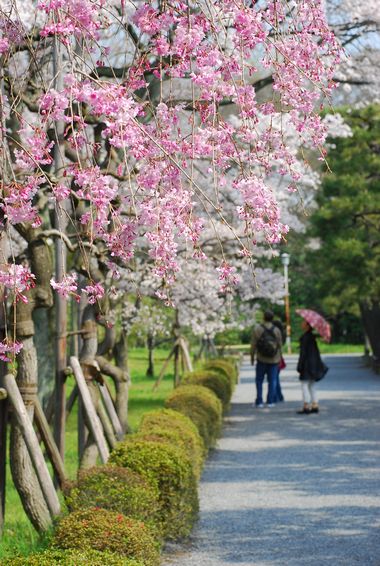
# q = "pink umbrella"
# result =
<box><xmin>296</xmin><ymin>309</ymin><xmax>331</xmax><ymax>342</ymax></box>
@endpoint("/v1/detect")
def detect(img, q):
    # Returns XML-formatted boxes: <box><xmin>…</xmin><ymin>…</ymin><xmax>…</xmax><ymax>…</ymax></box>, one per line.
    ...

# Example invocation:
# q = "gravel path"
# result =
<box><xmin>163</xmin><ymin>355</ymin><xmax>380</xmax><ymax>566</ymax></box>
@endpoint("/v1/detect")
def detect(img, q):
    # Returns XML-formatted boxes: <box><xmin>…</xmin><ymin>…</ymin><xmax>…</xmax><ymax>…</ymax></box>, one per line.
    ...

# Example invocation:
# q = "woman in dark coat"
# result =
<box><xmin>297</xmin><ymin>320</ymin><xmax>328</xmax><ymax>414</ymax></box>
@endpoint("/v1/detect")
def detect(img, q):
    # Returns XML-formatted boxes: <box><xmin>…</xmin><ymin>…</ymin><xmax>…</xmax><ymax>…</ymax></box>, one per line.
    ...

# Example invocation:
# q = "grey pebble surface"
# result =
<box><xmin>163</xmin><ymin>355</ymin><xmax>380</xmax><ymax>566</ymax></box>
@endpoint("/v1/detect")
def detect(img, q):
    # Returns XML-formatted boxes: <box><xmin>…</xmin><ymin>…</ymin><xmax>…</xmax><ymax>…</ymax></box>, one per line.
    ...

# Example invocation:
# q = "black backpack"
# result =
<box><xmin>256</xmin><ymin>325</ymin><xmax>279</xmax><ymax>358</ymax></box>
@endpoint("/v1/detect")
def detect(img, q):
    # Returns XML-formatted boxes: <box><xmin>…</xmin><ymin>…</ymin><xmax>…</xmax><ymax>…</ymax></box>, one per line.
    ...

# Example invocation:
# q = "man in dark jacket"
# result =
<box><xmin>251</xmin><ymin>310</ymin><xmax>283</xmax><ymax>408</ymax></box>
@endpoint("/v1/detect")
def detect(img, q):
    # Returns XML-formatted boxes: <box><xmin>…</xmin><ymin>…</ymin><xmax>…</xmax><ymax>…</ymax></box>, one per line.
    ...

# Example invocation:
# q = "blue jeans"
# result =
<box><xmin>256</xmin><ymin>361</ymin><xmax>278</xmax><ymax>405</ymax></box>
<box><xmin>267</xmin><ymin>368</ymin><xmax>284</xmax><ymax>403</ymax></box>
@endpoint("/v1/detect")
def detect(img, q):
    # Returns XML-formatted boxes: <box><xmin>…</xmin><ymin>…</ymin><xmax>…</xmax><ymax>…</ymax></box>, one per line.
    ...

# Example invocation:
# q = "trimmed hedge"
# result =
<box><xmin>64</xmin><ymin>465</ymin><xmax>161</xmax><ymax>535</ymax></box>
<box><xmin>52</xmin><ymin>508</ymin><xmax>160</xmax><ymax>566</ymax></box>
<box><xmin>109</xmin><ymin>438</ymin><xmax>198</xmax><ymax>540</ymax></box>
<box><xmin>1</xmin><ymin>549</ymin><xmax>144</xmax><ymax>565</ymax></box>
<box><xmin>139</xmin><ymin>409</ymin><xmax>205</xmax><ymax>478</ymax></box>
<box><xmin>165</xmin><ymin>385</ymin><xmax>222</xmax><ymax>449</ymax></box>
<box><xmin>203</xmin><ymin>359</ymin><xmax>237</xmax><ymax>390</ymax></box>
<box><xmin>182</xmin><ymin>370</ymin><xmax>232</xmax><ymax>411</ymax></box>
<box><xmin>224</xmin><ymin>355</ymin><xmax>240</xmax><ymax>373</ymax></box>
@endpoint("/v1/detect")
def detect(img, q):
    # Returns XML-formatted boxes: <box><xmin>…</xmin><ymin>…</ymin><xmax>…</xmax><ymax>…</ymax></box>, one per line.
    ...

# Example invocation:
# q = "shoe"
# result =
<box><xmin>310</xmin><ymin>407</ymin><xmax>319</xmax><ymax>413</ymax></box>
<box><xmin>256</xmin><ymin>403</ymin><xmax>264</xmax><ymax>408</ymax></box>
<box><xmin>297</xmin><ymin>407</ymin><xmax>311</xmax><ymax>414</ymax></box>
<box><xmin>267</xmin><ymin>403</ymin><xmax>275</xmax><ymax>408</ymax></box>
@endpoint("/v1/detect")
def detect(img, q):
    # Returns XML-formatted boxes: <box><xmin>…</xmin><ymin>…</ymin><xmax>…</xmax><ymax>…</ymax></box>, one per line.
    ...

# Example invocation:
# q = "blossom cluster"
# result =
<box><xmin>0</xmin><ymin>339</ymin><xmax>23</xmax><ymax>362</ymax></box>
<box><xmin>0</xmin><ymin>264</ymin><xmax>36</xmax><ymax>303</ymax></box>
<box><xmin>1</xmin><ymin>0</ymin><xmax>341</xmax><ymax>328</ymax></box>
<box><xmin>37</xmin><ymin>0</ymin><xmax>106</xmax><ymax>38</ymax></box>
<box><xmin>50</xmin><ymin>274</ymin><xmax>105</xmax><ymax>305</ymax></box>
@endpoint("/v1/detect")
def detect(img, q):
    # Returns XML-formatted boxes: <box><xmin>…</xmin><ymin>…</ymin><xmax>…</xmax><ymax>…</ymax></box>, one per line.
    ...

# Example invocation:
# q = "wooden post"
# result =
<box><xmin>95</xmin><ymin>397</ymin><xmax>117</xmax><ymax>449</ymax></box>
<box><xmin>70</xmin><ymin>357</ymin><xmax>109</xmax><ymax>463</ymax></box>
<box><xmin>34</xmin><ymin>398</ymin><xmax>66</xmax><ymax>488</ymax></box>
<box><xmin>53</xmin><ymin>35</ymin><xmax>68</xmax><ymax>458</ymax></box>
<box><xmin>98</xmin><ymin>383</ymin><xmax>124</xmax><ymax>440</ymax></box>
<box><xmin>77</xmin><ymin>291</ymin><xmax>87</xmax><ymax>460</ymax></box>
<box><xmin>2</xmin><ymin>374</ymin><xmax>61</xmax><ymax>519</ymax></box>
<box><xmin>152</xmin><ymin>346</ymin><xmax>175</xmax><ymax>391</ymax></box>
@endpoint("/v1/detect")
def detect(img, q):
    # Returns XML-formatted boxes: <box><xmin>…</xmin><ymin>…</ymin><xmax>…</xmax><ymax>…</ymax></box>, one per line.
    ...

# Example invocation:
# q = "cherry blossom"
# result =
<box><xmin>0</xmin><ymin>339</ymin><xmax>23</xmax><ymax>362</ymax></box>
<box><xmin>50</xmin><ymin>273</ymin><xmax>79</xmax><ymax>300</ymax></box>
<box><xmin>0</xmin><ymin>0</ymin><xmax>343</xmax><ymax>359</ymax></box>
<box><xmin>0</xmin><ymin>264</ymin><xmax>36</xmax><ymax>303</ymax></box>
<box><xmin>82</xmin><ymin>282</ymin><xmax>105</xmax><ymax>304</ymax></box>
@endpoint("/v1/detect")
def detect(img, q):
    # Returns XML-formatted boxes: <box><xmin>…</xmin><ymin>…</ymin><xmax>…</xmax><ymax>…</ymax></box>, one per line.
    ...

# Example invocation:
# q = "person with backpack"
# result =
<box><xmin>250</xmin><ymin>310</ymin><xmax>283</xmax><ymax>408</ymax></box>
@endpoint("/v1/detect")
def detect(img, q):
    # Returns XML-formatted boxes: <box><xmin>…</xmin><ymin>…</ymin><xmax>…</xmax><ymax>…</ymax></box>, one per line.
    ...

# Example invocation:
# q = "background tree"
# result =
<box><xmin>302</xmin><ymin>105</ymin><xmax>380</xmax><ymax>353</ymax></box>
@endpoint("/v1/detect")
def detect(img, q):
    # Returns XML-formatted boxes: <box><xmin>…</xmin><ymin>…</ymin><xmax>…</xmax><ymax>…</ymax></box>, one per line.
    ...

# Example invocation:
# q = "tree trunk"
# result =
<box><xmin>194</xmin><ymin>338</ymin><xmax>205</xmax><ymax>362</ymax></box>
<box><xmin>146</xmin><ymin>334</ymin><xmax>155</xmax><ymax>377</ymax></box>
<box><xmin>10</xmin><ymin>227</ymin><xmax>55</xmax><ymax>532</ymax></box>
<box><xmin>33</xmin><ymin>309</ymin><xmax>55</xmax><ymax>409</ymax></box>
<box><xmin>360</xmin><ymin>300</ymin><xmax>380</xmax><ymax>361</ymax></box>
<box><xmin>173</xmin><ymin>310</ymin><xmax>181</xmax><ymax>387</ymax></box>
<box><xmin>113</xmin><ymin>332</ymin><xmax>130</xmax><ymax>432</ymax></box>
<box><xmin>0</xmin><ymin>227</ymin><xmax>8</xmax><ymax>534</ymax></box>
<box><xmin>0</xmin><ymin>394</ymin><xmax>6</xmax><ymax>535</ymax></box>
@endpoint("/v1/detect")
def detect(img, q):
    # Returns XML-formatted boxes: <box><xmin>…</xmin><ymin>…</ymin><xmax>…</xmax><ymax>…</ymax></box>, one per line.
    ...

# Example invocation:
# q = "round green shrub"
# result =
<box><xmin>203</xmin><ymin>359</ymin><xmax>237</xmax><ymax>389</ymax></box>
<box><xmin>139</xmin><ymin>409</ymin><xmax>205</xmax><ymax>478</ymax></box>
<box><xmin>224</xmin><ymin>355</ymin><xmax>240</xmax><ymax>374</ymax></box>
<box><xmin>109</xmin><ymin>438</ymin><xmax>198</xmax><ymax>540</ymax></box>
<box><xmin>64</xmin><ymin>465</ymin><xmax>161</xmax><ymax>535</ymax></box>
<box><xmin>1</xmin><ymin>549</ymin><xmax>144</xmax><ymax>565</ymax></box>
<box><xmin>165</xmin><ymin>385</ymin><xmax>222</xmax><ymax>449</ymax></box>
<box><xmin>133</xmin><ymin>428</ymin><xmax>203</xmax><ymax>481</ymax></box>
<box><xmin>183</xmin><ymin>370</ymin><xmax>232</xmax><ymax>411</ymax></box>
<box><xmin>52</xmin><ymin>508</ymin><xmax>160</xmax><ymax>566</ymax></box>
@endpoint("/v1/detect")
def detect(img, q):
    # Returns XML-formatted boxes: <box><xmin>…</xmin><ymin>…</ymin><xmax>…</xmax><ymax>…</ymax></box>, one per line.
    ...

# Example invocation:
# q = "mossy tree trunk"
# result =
<box><xmin>10</xmin><ymin>226</ymin><xmax>54</xmax><ymax>532</ymax></box>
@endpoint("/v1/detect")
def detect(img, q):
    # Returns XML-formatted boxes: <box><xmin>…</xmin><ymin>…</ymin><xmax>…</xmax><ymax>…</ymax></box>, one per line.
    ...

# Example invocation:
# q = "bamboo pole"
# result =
<box><xmin>98</xmin><ymin>383</ymin><xmax>124</xmax><ymax>440</ymax></box>
<box><xmin>70</xmin><ymin>357</ymin><xmax>109</xmax><ymax>463</ymax></box>
<box><xmin>34</xmin><ymin>398</ymin><xmax>66</xmax><ymax>488</ymax></box>
<box><xmin>152</xmin><ymin>346</ymin><xmax>176</xmax><ymax>391</ymax></box>
<box><xmin>95</xmin><ymin>395</ymin><xmax>117</xmax><ymax>449</ymax></box>
<box><xmin>2</xmin><ymin>374</ymin><xmax>61</xmax><ymax>519</ymax></box>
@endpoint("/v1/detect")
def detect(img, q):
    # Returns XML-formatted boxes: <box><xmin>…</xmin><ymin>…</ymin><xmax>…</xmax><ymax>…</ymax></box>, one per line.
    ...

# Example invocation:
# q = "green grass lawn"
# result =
<box><xmin>0</xmin><ymin>347</ymin><xmax>175</xmax><ymax>559</ymax></box>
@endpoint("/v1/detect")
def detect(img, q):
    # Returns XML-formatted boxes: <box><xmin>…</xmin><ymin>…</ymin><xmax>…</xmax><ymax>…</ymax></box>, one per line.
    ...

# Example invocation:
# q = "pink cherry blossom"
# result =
<box><xmin>0</xmin><ymin>264</ymin><xmax>36</xmax><ymax>303</ymax></box>
<box><xmin>1</xmin><ymin>0</ymin><xmax>342</xmax><ymax>325</ymax></box>
<box><xmin>82</xmin><ymin>282</ymin><xmax>105</xmax><ymax>304</ymax></box>
<box><xmin>50</xmin><ymin>273</ymin><xmax>79</xmax><ymax>300</ymax></box>
<box><xmin>0</xmin><ymin>340</ymin><xmax>23</xmax><ymax>362</ymax></box>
